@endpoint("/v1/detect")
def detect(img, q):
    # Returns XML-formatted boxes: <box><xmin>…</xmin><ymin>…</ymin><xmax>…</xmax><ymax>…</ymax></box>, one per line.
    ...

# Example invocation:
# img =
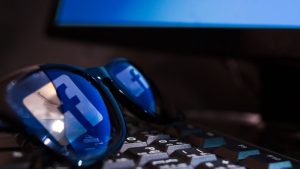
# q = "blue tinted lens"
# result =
<box><xmin>105</xmin><ymin>61</ymin><xmax>156</xmax><ymax>115</ymax></box>
<box><xmin>5</xmin><ymin>69</ymin><xmax>111</xmax><ymax>167</ymax></box>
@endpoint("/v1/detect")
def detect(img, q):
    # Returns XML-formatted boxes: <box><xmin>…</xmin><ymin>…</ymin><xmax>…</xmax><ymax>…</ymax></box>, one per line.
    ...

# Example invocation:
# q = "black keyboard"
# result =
<box><xmin>0</xmin><ymin>120</ymin><xmax>299</xmax><ymax>169</ymax></box>
<box><xmin>102</xmin><ymin>121</ymin><xmax>300</xmax><ymax>169</ymax></box>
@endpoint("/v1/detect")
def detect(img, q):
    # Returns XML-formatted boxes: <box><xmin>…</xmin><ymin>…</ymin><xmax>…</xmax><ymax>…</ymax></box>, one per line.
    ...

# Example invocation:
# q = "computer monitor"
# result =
<box><xmin>54</xmin><ymin>0</ymin><xmax>300</xmax><ymax>29</ymax></box>
<box><xmin>49</xmin><ymin>0</ymin><xmax>300</xmax><ymax>58</ymax></box>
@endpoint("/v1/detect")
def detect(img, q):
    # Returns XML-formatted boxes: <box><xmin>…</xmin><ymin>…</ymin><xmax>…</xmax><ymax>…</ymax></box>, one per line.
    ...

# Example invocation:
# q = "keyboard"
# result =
<box><xmin>0</xmin><ymin>118</ymin><xmax>299</xmax><ymax>169</ymax></box>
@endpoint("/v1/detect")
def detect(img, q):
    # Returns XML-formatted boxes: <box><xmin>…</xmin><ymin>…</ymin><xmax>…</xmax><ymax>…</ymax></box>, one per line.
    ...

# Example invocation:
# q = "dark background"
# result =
<box><xmin>0</xmin><ymin>0</ymin><xmax>262</xmax><ymax>112</ymax></box>
<box><xmin>1</xmin><ymin>0</ymin><xmax>300</xmax><ymax>159</ymax></box>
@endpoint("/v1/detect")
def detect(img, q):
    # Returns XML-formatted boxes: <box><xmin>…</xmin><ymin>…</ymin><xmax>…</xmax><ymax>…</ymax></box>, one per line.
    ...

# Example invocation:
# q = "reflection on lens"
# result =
<box><xmin>43</xmin><ymin>138</ymin><xmax>52</xmax><ymax>145</ymax></box>
<box><xmin>106</xmin><ymin>61</ymin><xmax>156</xmax><ymax>115</ymax></box>
<box><xmin>23</xmin><ymin>79</ymin><xmax>68</xmax><ymax>145</ymax></box>
<box><xmin>5</xmin><ymin>69</ymin><xmax>112</xmax><ymax>167</ymax></box>
<box><xmin>51</xmin><ymin>120</ymin><xmax>64</xmax><ymax>133</ymax></box>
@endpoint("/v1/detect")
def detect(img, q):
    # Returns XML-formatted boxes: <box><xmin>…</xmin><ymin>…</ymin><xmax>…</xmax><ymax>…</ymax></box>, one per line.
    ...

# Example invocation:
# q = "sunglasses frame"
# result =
<box><xmin>90</xmin><ymin>58</ymin><xmax>168</xmax><ymax>123</ymax></box>
<box><xmin>0</xmin><ymin>64</ymin><xmax>127</xmax><ymax>168</ymax></box>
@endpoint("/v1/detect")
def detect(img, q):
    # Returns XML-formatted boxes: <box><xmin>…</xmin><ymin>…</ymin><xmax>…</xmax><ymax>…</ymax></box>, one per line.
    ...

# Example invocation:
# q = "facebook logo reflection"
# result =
<box><xmin>53</xmin><ymin>75</ymin><xmax>103</xmax><ymax>143</ymax></box>
<box><xmin>116</xmin><ymin>66</ymin><xmax>149</xmax><ymax>97</ymax></box>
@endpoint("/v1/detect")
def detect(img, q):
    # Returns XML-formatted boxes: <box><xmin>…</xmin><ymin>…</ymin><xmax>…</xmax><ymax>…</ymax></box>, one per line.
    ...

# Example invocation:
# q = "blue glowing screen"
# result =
<box><xmin>55</xmin><ymin>0</ymin><xmax>300</xmax><ymax>28</ymax></box>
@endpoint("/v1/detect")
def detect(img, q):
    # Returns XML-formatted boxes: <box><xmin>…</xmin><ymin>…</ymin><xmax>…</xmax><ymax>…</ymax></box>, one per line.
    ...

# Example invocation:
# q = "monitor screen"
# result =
<box><xmin>55</xmin><ymin>0</ymin><xmax>300</xmax><ymax>28</ymax></box>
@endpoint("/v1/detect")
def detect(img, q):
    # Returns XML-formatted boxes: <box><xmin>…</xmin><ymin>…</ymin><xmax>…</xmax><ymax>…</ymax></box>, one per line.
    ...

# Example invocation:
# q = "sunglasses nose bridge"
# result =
<box><xmin>85</xmin><ymin>67</ymin><xmax>117</xmax><ymax>95</ymax></box>
<box><xmin>86</xmin><ymin>67</ymin><xmax>110</xmax><ymax>81</ymax></box>
<box><xmin>101</xmin><ymin>60</ymin><xmax>161</xmax><ymax>121</ymax></box>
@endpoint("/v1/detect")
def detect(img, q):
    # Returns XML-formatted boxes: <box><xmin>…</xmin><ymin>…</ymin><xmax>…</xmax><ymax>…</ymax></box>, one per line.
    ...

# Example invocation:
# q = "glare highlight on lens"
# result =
<box><xmin>51</xmin><ymin>120</ymin><xmax>64</xmax><ymax>133</ymax></box>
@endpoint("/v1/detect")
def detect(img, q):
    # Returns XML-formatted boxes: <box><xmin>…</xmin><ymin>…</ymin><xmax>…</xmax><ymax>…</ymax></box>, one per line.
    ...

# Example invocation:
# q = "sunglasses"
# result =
<box><xmin>0</xmin><ymin>58</ymin><xmax>168</xmax><ymax>167</ymax></box>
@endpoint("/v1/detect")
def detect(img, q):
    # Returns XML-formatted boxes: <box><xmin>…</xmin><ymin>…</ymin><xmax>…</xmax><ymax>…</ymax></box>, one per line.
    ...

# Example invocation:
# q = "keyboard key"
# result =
<box><xmin>145</xmin><ymin>158</ymin><xmax>193</xmax><ymax>169</ymax></box>
<box><xmin>171</xmin><ymin>148</ymin><xmax>217</xmax><ymax>166</ymax></box>
<box><xmin>136</xmin><ymin>130</ymin><xmax>170</xmax><ymax>144</ymax></box>
<box><xmin>195</xmin><ymin>159</ymin><xmax>246</xmax><ymax>169</ymax></box>
<box><xmin>240</xmin><ymin>153</ymin><xmax>293</xmax><ymax>169</ymax></box>
<box><xmin>187</xmin><ymin>131</ymin><xmax>226</xmax><ymax>149</ymax></box>
<box><xmin>214</xmin><ymin>142</ymin><xmax>260</xmax><ymax>162</ymax></box>
<box><xmin>125</xmin><ymin>146</ymin><xmax>169</xmax><ymax>166</ymax></box>
<box><xmin>103</xmin><ymin>156</ymin><xmax>135</xmax><ymax>169</ymax></box>
<box><xmin>151</xmin><ymin>138</ymin><xmax>191</xmax><ymax>154</ymax></box>
<box><xmin>120</xmin><ymin>136</ymin><xmax>147</xmax><ymax>153</ymax></box>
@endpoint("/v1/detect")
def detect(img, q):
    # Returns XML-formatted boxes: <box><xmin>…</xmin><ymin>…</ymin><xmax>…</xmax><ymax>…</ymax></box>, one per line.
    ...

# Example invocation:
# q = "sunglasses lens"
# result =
<box><xmin>105</xmin><ymin>61</ymin><xmax>156</xmax><ymax>116</ymax></box>
<box><xmin>5</xmin><ymin>69</ymin><xmax>112</xmax><ymax>166</ymax></box>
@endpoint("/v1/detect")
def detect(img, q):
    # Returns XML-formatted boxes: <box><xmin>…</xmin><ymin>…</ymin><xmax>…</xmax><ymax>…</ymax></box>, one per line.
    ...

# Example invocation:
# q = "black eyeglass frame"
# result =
<box><xmin>0</xmin><ymin>64</ymin><xmax>127</xmax><ymax>168</ymax></box>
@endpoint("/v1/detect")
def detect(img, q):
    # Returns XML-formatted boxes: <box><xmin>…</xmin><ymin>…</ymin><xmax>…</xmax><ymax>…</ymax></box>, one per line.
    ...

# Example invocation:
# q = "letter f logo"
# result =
<box><xmin>53</xmin><ymin>75</ymin><xmax>103</xmax><ymax>143</ymax></box>
<box><xmin>116</xmin><ymin>66</ymin><xmax>149</xmax><ymax>97</ymax></box>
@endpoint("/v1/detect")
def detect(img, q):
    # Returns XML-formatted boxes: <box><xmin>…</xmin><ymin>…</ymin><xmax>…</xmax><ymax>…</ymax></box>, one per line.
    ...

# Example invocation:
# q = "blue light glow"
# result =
<box><xmin>55</xmin><ymin>0</ymin><xmax>300</xmax><ymax>28</ymax></box>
